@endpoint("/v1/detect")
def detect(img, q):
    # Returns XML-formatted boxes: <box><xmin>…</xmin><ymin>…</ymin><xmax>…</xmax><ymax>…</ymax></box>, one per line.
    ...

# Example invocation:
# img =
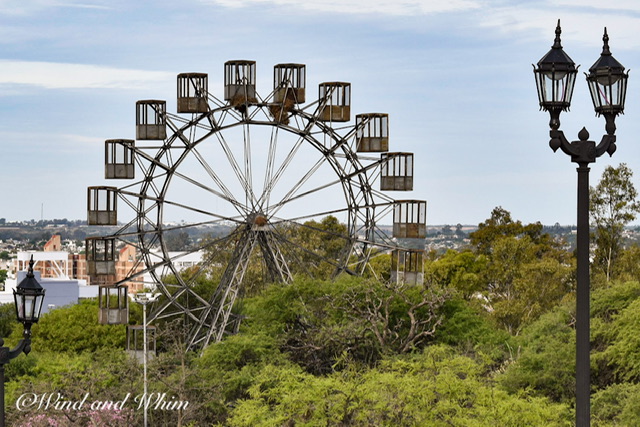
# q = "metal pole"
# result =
<box><xmin>131</xmin><ymin>292</ymin><xmax>158</xmax><ymax>427</ymax></box>
<box><xmin>0</xmin><ymin>336</ymin><xmax>31</xmax><ymax>427</ymax></box>
<box><xmin>0</xmin><ymin>364</ymin><xmax>5</xmax><ymax>427</ymax></box>
<box><xmin>576</xmin><ymin>164</ymin><xmax>591</xmax><ymax>427</ymax></box>
<box><xmin>143</xmin><ymin>302</ymin><xmax>148</xmax><ymax>427</ymax></box>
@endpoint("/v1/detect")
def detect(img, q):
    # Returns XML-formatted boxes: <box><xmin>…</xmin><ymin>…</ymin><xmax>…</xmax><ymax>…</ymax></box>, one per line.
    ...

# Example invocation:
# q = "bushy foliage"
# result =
<box><xmin>15</xmin><ymin>407</ymin><xmax>136</xmax><ymax>427</ymax></box>
<box><xmin>434</xmin><ymin>298</ymin><xmax>511</xmax><ymax>363</ymax></box>
<box><xmin>499</xmin><ymin>279</ymin><xmax>640</xmax><ymax>422</ymax></box>
<box><xmin>6</xmin><ymin>350</ymin><xmax>141</xmax><ymax>425</ymax></box>
<box><xmin>0</xmin><ymin>302</ymin><xmax>19</xmax><ymax>338</ymax></box>
<box><xmin>9</xmin><ymin>299</ymin><xmax>126</xmax><ymax>354</ymax></box>
<box><xmin>423</xmin><ymin>250</ymin><xmax>487</xmax><ymax>298</ymax></box>
<box><xmin>4</xmin><ymin>270</ymin><xmax>640</xmax><ymax>425</ymax></box>
<box><xmin>592</xmin><ymin>382</ymin><xmax>640</xmax><ymax>426</ymax></box>
<box><xmin>225</xmin><ymin>345</ymin><xmax>572</xmax><ymax>426</ymax></box>
<box><xmin>498</xmin><ymin>303</ymin><xmax>576</xmax><ymax>403</ymax></box>
<box><xmin>241</xmin><ymin>275</ymin><xmax>449</xmax><ymax>374</ymax></box>
<box><xmin>594</xmin><ymin>298</ymin><xmax>640</xmax><ymax>382</ymax></box>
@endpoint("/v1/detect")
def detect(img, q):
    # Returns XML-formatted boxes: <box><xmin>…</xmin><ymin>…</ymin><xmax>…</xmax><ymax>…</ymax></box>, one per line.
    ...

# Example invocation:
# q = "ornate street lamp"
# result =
<box><xmin>14</xmin><ymin>257</ymin><xmax>46</xmax><ymax>329</ymax></box>
<box><xmin>1</xmin><ymin>256</ymin><xmax>46</xmax><ymax>427</ymax></box>
<box><xmin>533</xmin><ymin>21</ymin><xmax>578</xmax><ymax>130</ymax></box>
<box><xmin>534</xmin><ymin>21</ymin><xmax>629</xmax><ymax>427</ymax></box>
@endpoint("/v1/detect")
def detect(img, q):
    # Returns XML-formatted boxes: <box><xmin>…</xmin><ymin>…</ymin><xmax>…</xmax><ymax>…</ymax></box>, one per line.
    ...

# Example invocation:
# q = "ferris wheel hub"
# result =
<box><xmin>253</xmin><ymin>215</ymin><xmax>268</xmax><ymax>227</ymax></box>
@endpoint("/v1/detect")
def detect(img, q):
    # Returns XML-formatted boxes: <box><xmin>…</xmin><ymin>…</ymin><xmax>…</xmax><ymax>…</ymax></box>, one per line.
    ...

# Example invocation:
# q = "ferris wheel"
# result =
<box><xmin>85</xmin><ymin>61</ymin><xmax>426</xmax><ymax>351</ymax></box>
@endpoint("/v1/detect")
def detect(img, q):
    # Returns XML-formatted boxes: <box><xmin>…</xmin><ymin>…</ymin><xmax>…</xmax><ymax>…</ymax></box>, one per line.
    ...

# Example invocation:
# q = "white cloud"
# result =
<box><xmin>0</xmin><ymin>0</ymin><xmax>112</xmax><ymax>16</ymax></box>
<box><xmin>478</xmin><ymin>6</ymin><xmax>640</xmax><ymax>50</ymax></box>
<box><xmin>0</xmin><ymin>60</ymin><xmax>173</xmax><ymax>90</ymax></box>
<box><xmin>552</xmin><ymin>0</ymin><xmax>640</xmax><ymax>12</ymax></box>
<box><xmin>204</xmin><ymin>0</ymin><xmax>481</xmax><ymax>15</ymax></box>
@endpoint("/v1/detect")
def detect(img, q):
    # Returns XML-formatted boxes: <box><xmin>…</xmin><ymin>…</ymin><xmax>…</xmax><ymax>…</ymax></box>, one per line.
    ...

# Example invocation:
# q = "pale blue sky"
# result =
<box><xmin>2</xmin><ymin>0</ymin><xmax>640</xmax><ymax>225</ymax></box>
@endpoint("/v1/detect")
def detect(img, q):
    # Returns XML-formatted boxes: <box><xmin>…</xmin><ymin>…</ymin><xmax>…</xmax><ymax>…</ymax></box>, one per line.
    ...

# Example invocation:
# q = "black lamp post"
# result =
<box><xmin>534</xmin><ymin>21</ymin><xmax>629</xmax><ymax>427</ymax></box>
<box><xmin>0</xmin><ymin>256</ymin><xmax>46</xmax><ymax>427</ymax></box>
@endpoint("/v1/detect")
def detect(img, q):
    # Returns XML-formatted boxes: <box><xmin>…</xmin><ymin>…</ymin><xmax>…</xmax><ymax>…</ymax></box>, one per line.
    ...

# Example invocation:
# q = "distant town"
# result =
<box><xmin>5</xmin><ymin>217</ymin><xmax>640</xmax><ymax>256</ymax></box>
<box><xmin>4</xmin><ymin>217</ymin><xmax>640</xmax><ymax>280</ymax></box>
<box><xmin>4</xmin><ymin>216</ymin><xmax>640</xmax><ymax>322</ymax></box>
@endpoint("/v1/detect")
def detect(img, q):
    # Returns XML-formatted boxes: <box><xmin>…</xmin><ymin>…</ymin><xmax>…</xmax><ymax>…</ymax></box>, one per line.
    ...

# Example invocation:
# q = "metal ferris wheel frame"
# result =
<box><xmin>89</xmin><ymin>62</ymin><xmax>424</xmax><ymax>351</ymax></box>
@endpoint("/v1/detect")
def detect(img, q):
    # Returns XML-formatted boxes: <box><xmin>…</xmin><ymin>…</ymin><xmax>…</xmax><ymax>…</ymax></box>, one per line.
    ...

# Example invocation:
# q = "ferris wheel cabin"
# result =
<box><xmin>87</xmin><ymin>186</ymin><xmax>117</xmax><ymax>226</ymax></box>
<box><xmin>391</xmin><ymin>249</ymin><xmax>425</xmax><ymax>285</ymax></box>
<box><xmin>127</xmin><ymin>325</ymin><xmax>157</xmax><ymax>363</ymax></box>
<box><xmin>381</xmin><ymin>152</ymin><xmax>414</xmax><ymax>191</ymax></box>
<box><xmin>136</xmin><ymin>100</ymin><xmax>167</xmax><ymax>140</ymax></box>
<box><xmin>85</xmin><ymin>237</ymin><xmax>116</xmax><ymax>277</ymax></box>
<box><xmin>177</xmin><ymin>73</ymin><xmax>209</xmax><ymax>113</ymax></box>
<box><xmin>105</xmin><ymin>139</ymin><xmax>135</xmax><ymax>180</ymax></box>
<box><xmin>393</xmin><ymin>200</ymin><xmax>427</xmax><ymax>239</ymax></box>
<box><xmin>98</xmin><ymin>286</ymin><xmax>129</xmax><ymax>325</ymax></box>
<box><xmin>318</xmin><ymin>82</ymin><xmax>351</xmax><ymax>122</ymax></box>
<box><xmin>225</xmin><ymin>60</ymin><xmax>257</xmax><ymax>106</ymax></box>
<box><xmin>356</xmin><ymin>113</ymin><xmax>389</xmax><ymax>152</ymax></box>
<box><xmin>274</xmin><ymin>63</ymin><xmax>306</xmax><ymax>104</ymax></box>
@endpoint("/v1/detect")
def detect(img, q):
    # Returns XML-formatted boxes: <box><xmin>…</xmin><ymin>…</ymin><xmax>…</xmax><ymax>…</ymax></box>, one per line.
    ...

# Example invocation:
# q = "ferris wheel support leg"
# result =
<box><xmin>256</xmin><ymin>230</ymin><xmax>293</xmax><ymax>283</ymax></box>
<box><xmin>188</xmin><ymin>229</ymin><xmax>257</xmax><ymax>352</ymax></box>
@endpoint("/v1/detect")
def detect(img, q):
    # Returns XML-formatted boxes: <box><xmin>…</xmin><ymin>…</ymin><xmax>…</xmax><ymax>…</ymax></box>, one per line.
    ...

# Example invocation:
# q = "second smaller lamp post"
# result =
<box><xmin>131</xmin><ymin>292</ymin><xmax>160</xmax><ymax>427</ymax></box>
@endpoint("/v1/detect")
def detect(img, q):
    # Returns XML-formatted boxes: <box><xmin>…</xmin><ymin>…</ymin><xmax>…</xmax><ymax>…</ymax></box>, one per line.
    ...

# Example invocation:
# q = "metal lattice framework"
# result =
<box><xmin>89</xmin><ymin>62</ymin><xmax>425</xmax><ymax>351</ymax></box>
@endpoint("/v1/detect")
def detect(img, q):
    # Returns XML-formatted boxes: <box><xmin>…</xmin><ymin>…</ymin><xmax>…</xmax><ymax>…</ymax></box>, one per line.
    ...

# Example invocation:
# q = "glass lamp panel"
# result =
<box><xmin>34</xmin><ymin>294</ymin><xmax>44</xmax><ymax>320</ymax></box>
<box><xmin>588</xmin><ymin>71</ymin><xmax>627</xmax><ymax>113</ymax></box>
<box><xmin>15</xmin><ymin>294</ymin><xmax>24</xmax><ymax>320</ymax></box>
<box><xmin>535</xmin><ymin>67</ymin><xmax>576</xmax><ymax>110</ymax></box>
<box><xmin>23</xmin><ymin>295</ymin><xmax>35</xmax><ymax>321</ymax></box>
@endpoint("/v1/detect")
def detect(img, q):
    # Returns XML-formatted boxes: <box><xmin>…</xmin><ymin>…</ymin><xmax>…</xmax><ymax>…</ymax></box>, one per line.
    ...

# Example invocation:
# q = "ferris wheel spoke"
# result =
<box><xmin>162</xmin><ymin>199</ymin><xmax>245</xmax><ymax>223</ymax></box>
<box><xmin>269</xmin><ymin>205</ymin><xmax>355</xmax><ymax>225</ymax></box>
<box><xmin>258</xmin><ymin>133</ymin><xmax>307</xmax><ymax>210</ymax></box>
<box><xmin>118</xmin><ymin>189</ymin><xmax>245</xmax><ymax>224</ymax></box>
<box><xmin>212</xmin><ymin>124</ymin><xmax>260</xmax><ymax>210</ymax></box>
<box><xmin>260</xmin><ymin>122</ymin><xmax>281</xmax><ymax>209</ymax></box>
<box><xmin>271</xmin><ymin>176</ymin><xmax>343</xmax><ymax>214</ymax></box>
<box><xmin>172</xmin><ymin>167</ymin><xmax>246</xmax><ymax>214</ymax></box>
<box><xmin>267</xmin><ymin>153</ymin><xmax>338</xmax><ymax>218</ymax></box>
<box><xmin>181</xmin><ymin>144</ymin><xmax>248</xmax><ymax>217</ymax></box>
<box><xmin>150</xmin><ymin>218</ymin><xmax>233</xmax><ymax>234</ymax></box>
<box><xmin>111</xmin><ymin>256</ymin><xmax>172</xmax><ymax>287</ymax></box>
<box><xmin>243</xmin><ymin>119</ymin><xmax>254</xmax><ymax>210</ymax></box>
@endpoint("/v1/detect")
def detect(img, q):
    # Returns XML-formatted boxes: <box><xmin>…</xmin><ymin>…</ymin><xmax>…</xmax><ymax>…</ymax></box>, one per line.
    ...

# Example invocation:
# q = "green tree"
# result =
<box><xmin>614</xmin><ymin>244</ymin><xmax>640</xmax><ymax>282</ymax></box>
<box><xmin>241</xmin><ymin>276</ymin><xmax>449</xmax><ymax>374</ymax></box>
<box><xmin>590</xmin><ymin>163</ymin><xmax>640</xmax><ymax>282</ymax></box>
<box><xmin>282</xmin><ymin>215</ymin><xmax>350</xmax><ymax>279</ymax></box>
<box><xmin>423</xmin><ymin>249</ymin><xmax>486</xmax><ymax>299</ymax></box>
<box><xmin>468</xmin><ymin>207</ymin><xmax>573</xmax><ymax>334</ymax></box>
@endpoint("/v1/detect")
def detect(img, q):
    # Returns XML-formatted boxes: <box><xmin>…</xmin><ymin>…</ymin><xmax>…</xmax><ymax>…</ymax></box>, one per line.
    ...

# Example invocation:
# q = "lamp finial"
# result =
<box><xmin>553</xmin><ymin>19</ymin><xmax>563</xmax><ymax>49</ymax></box>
